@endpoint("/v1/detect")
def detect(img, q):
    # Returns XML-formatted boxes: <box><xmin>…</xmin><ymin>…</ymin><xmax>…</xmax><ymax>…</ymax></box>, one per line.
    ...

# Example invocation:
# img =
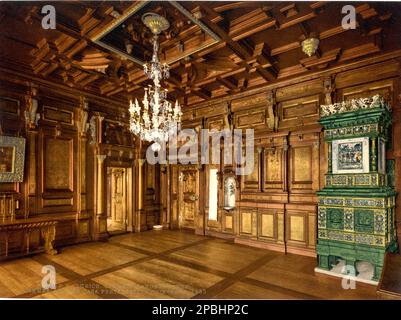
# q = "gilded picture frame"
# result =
<box><xmin>0</xmin><ymin>136</ymin><xmax>26</xmax><ymax>183</ymax></box>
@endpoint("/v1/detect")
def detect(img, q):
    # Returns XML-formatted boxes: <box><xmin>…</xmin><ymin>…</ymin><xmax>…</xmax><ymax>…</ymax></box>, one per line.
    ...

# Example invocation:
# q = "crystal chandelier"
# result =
<box><xmin>129</xmin><ymin>13</ymin><xmax>182</xmax><ymax>151</ymax></box>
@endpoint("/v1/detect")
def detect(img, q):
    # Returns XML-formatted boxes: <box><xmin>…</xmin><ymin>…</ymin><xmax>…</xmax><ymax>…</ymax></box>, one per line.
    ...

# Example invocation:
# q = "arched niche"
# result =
<box><xmin>223</xmin><ymin>175</ymin><xmax>236</xmax><ymax>211</ymax></box>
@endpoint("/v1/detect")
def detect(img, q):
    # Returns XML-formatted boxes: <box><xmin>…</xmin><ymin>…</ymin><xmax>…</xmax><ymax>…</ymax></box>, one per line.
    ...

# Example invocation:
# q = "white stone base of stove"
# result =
<box><xmin>315</xmin><ymin>259</ymin><xmax>378</xmax><ymax>285</ymax></box>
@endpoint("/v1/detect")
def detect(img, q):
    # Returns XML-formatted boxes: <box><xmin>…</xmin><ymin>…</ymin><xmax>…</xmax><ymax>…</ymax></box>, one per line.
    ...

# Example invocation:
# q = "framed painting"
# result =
<box><xmin>0</xmin><ymin>136</ymin><xmax>26</xmax><ymax>182</ymax></box>
<box><xmin>332</xmin><ymin>137</ymin><xmax>369</xmax><ymax>174</ymax></box>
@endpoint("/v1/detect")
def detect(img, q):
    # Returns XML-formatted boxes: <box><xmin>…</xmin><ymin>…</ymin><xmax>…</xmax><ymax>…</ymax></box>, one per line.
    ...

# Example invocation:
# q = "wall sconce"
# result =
<box><xmin>301</xmin><ymin>37</ymin><xmax>319</xmax><ymax>57</ymax></box>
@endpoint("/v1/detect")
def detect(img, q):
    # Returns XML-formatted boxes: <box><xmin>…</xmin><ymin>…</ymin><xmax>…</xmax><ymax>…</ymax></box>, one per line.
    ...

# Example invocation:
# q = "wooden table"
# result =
<box><xmin>0</xmin><ymin>217</ymin><xmax>58</xmax><ymax>260</ymax></box>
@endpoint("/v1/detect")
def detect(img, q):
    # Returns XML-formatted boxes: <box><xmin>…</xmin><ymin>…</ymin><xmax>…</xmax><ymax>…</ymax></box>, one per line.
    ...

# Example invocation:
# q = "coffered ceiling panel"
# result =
<box><xmin>0</xmin><ymin>1</ymin><xmax>400</xmax><ymax>107</ymax></box>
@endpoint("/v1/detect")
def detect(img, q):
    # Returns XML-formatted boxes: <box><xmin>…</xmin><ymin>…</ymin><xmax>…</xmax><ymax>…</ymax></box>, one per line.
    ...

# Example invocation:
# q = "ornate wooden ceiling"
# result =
<box><xmin>0</xmin><ymin>1</ymin><xmax>400</xmax><ymax>107</ymax></box>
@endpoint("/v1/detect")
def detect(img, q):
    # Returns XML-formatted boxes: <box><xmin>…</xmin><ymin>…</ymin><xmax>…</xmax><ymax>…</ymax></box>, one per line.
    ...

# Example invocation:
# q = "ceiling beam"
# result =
<box><xmin>217</xmin><ymin>76</ymin><xmax>237</xmax><ymax>90</ymax></box>
<box><xmin>198</xmin><ymin>6</ymin><xmax>277</xmax><ymax>83</ymax></box>
<box><xmin>191</xmin><ymin>88</ymin><xmax>211</xmax><ymax>100</ymax></box>
<box><xmin>212</xmin><ymin>2</ymin><xmax>274</xmax><ymax>13</ymax></box>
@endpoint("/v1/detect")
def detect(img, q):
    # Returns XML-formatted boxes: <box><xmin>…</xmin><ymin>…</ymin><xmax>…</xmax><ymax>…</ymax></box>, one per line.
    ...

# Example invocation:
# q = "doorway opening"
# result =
<box><xmin>106</xmin><ymin>167</ymin><xmax>128</xmax><ymax>234</ymax></box>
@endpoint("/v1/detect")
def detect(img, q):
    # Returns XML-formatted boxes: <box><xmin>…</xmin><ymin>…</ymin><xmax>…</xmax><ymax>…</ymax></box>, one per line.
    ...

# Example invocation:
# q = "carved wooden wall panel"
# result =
<box><xmin>258</xmin><ymin>209</ymin><xmax>276</xmax><ymax>240</ymax></box>
<box><xmin>146</xmin><ymin>163</ymin><xmax>155</xmax><ymax>193</ymax></box>
<box><xmin>170</xmin><ymin>165</ymin><xmax>179</xmax><ymax>229</ymax></box>
<box><xmin>223</xmin><ymin>212</ymin><xmax>234</xmax><ymax>233</ymax></box>
<box><xmin>341</xmin><ymin>80</ymin><xmax>394</xmax><ymax>102</ymax></box>
<box><xmin>290</xmin><ymin>145</ymin><xmax>312</xmax><ymax>191</ymax></box>
<box><xmin>287</xmin><ymin>212</ymin><xmax>306</xmax><ymax>244</ymax></box>
<box><xmin>80</xmin><ymin>140</ymin><xmax>86</xmax><ymax>211</ymax></box>
<box><xmin>234</xmin><ymin>107</ymin><xmax>270</xmax><ymax>130</ymax></box>
<box><xmin>231</xmin><ymin>93</ymin><xmax>267</xmax><ymax>112</ymax></box>
<box><xmin>0</xmin><ymin>97</ymin><xmax>20</xmax><ymax>117</ymax></box>
<box><xmin>241</xmin><ymin>150</ymin><xmax>260</xmax><ymax>192</ymax></box>
<box><xmin>288</xmin><ymin>131</ymin><xmax>320</xmax><ymax>198</ymax></box>
<box><xmin>43</xmin><ymin>106</ymin><xmax>74</xmax><ymax>125</ymax></box>
<box><xmin>28</xmin><ymin>131</ymin><xmax>37</xmax><ymax>213</ymax></box>
<box><xmin>44</xmin><ymin>137</ymin><xmax>73</xmax><ymax>191</ymax></box>
<box><xmin>206</xmin><ymin>116</ymin><xmax>225</xmax><ymax>131</ymax></box>
<box><xmin>38</xmin><ymin>127</ymin><xmax>77</xmax><ymax>214</ymax></box>
<box><xmin>335</xmin><ymin>60</ymin><xmax>400</xmax><ymax>91</ymax></box>
<box><xmin>278</xmin><ymin>95</ymin><xmax>320</xmax><ymax>130</ymax></box>
<box><xmin>0</xmin><ymin>74</ymin><xmax>150</xmax><ymax>253</ymax></box>
<box><xmin>285</xmin><ymin>204</ymin><xmax>318</xmax><ymax>256</ymax></box>
<box><xmin>336</xmin><ymin>77</ymin><xmax>396</xmax><ymax>109</ymax></box>
<box><xmin>25</xmin><ymin>95</ymin><xmax>79</xmax><ymax>222</ymax></box>
<box><xmin>239</xmin><ymin>209</ymin><xmax>255</xmax><ymax>236</ymax></box>
<box><xmin>237</xmin><ymin>205</ymin><xmax>286</xmax><ymax>252</ymax></box>
<box><xmin>55</xmin><ymin>221</ymin><xmax>76</xmax><ymax>243</ymax></box>
<box><xmin>264</xmin><ymin>148</ymin><xmax>283</xmax><ymax>191</ymax></box>
<box><xmin>197</xmin><ymin>103</ymin><xmax>228</xmax><ymax>120</ymax></box>
<box><xmin>275</xmin><ymin>79</ymin><xmax>322</xmax><ymax>102</ymax></box>
<box><xmin>143</xmin><ymin>161</ymin><xmax>160</xmax><ymax>227</ymax></box>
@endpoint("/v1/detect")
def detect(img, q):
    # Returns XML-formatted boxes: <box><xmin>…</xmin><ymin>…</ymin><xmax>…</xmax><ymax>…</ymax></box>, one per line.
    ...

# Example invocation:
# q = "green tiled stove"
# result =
<box><xmin>316</xmin><ymin>95</ymin><xmax>398</xmax><ymax>281</ymax></box>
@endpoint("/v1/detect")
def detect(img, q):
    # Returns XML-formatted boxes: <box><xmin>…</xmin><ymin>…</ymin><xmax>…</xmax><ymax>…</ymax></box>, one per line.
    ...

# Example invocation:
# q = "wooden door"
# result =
<box><xmin>178</xmin><ymin>166</ymin><xmax>199</xmax><ymax>230</ymax></box>
<box><xmin>109</xmin><ymin>168</ymin><xmax>127</xmax><ymax>231</ymax></box>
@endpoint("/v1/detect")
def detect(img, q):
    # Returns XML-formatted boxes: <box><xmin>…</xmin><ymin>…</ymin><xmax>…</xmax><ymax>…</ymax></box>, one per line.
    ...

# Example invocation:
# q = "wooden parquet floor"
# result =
<box><xmin>0</xmin><ymin>230</ymin><xmax>378</xmax><ymax>299</ymax></box>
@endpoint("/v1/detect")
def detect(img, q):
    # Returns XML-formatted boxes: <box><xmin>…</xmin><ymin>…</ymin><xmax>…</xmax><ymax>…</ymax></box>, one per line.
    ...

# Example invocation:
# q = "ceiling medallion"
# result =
<box><xmin>301</xmin><ymin>37</ymin><xmax>319</xmax><ymax>57</ymax></box>
<box><xmin>129</xmin><ymin>13</ymin><xmax>182</xmax><ymax>152</ymax></box>
<box><xmin>141</xmin><ymin>12</ymin><xmax>170</xmax><ymax>35</ymax></box>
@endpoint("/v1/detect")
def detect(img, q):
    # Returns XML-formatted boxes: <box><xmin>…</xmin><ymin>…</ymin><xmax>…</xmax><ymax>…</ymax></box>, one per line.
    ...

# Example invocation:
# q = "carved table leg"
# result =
<box><xmin>42</xmin><ymin>225</ymin><xmax>58</xmax><ymax>255</ymax></box>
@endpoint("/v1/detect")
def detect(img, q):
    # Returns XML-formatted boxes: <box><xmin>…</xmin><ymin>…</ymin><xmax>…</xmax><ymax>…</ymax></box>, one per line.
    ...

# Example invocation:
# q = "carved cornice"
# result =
<box><xmin>0</xmin><ymin>66</ymin><xmax>128</xmax><ymax>112</ymax></box>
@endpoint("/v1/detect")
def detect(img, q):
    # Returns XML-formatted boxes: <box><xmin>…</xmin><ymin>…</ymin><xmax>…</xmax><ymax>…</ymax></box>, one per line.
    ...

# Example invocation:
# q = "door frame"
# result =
<box><xmin>106</xmin><ymin>165</ymin><xmax>134</xmax><ymax>233</ymax></box>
